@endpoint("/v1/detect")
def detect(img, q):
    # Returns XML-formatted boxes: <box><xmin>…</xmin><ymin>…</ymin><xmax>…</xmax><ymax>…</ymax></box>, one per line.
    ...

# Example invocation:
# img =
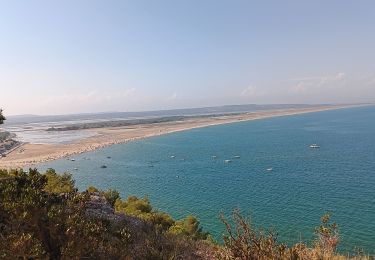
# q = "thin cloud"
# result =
<box><xmin>166</xmin><ymin>93</ymin><xmax>178</xmax><ymax>101</ymax></box>
<box><xmin>27</xmin><ymin>88</ymin><xmax>138</xmax><ymax>114</ymax></box>
<box><xmin>241</xmin><ymin>86</ymin><xmax>256</xmax><ymax>97</ymax></box>
<box><xmin>291</xmin><ymin>72</ymin><xmax>345</xmax><ymax>83</ymax></box>
<box><xmin>240</xmin><ymin>85</ymin><xmax>267</xmax><ymax>97</ymax></box>
<box><xmin>43</xmin><ymin>89</ymin><xmax>136</xmax><ymax>105</ymax></box>
<box><xmin>366</xmin><ymin>77</ymin><xmax>375</xmax><ymax>86</ymax></box>
<box><xmin>290</xmin><ymin>72</ymin><xmax>346</xmax><ymax>93</ymax></box>
<box><xmin>122</xmin><ymin>88</ymin><xmax>136</xmax><ymax>97</ymax></box>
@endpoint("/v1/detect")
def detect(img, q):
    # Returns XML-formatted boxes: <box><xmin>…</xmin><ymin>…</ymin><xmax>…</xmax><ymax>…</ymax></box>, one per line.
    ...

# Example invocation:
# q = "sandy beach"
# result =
<box><xmin>0</xmin><ymin>105</ymin><xmax>358</xmax><ymax>168</ymax></box>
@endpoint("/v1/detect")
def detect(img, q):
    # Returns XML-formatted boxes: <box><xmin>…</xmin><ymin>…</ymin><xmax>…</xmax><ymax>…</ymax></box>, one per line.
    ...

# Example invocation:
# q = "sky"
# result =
<box><xmin>1</xmin><ymin>0</ymin><xmax>375</xmax><ymax>115</ymax></box>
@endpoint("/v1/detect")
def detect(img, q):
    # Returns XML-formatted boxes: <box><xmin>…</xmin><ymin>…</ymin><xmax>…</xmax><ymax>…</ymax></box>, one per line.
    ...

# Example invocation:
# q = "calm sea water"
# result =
<box><xmin>39</xmin><ymin>106</ymin><xmax>375</xmax><ymax>253</ymax></box>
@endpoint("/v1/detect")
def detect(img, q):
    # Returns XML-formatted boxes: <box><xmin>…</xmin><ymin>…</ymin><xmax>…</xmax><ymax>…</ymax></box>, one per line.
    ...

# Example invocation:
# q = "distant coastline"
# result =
<box><xmin>0</xmin><ymin>104</ymin><xmax>365</xmax><ymax>168</ymax></box>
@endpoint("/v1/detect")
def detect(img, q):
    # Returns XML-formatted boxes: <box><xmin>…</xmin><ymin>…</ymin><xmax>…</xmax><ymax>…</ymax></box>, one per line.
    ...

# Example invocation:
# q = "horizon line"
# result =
<box><xmin>4</xmin><ymin>102</ymin><xmax>372</xmax><ymax>118</ymax></box>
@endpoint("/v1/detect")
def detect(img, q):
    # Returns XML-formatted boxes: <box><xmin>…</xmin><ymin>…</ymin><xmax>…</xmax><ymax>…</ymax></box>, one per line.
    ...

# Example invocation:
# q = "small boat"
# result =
<box><xmin>170</xmin><ymin>155</ymin><xmax>176</xmax><ymax>159</ymax></box>
<box><xmin>234</xmin><ymin>155</ymin><xmax>241</xmax><ymax>159</ymax></box>
<box><xmin>73</xmin><ymin>167</ymin><xmax>78</xmax><ymax>171</ymax></box>
<box><xmin>70</xmin><ymin>159</ymin><xmax>75</xmax><ymax>162</ymax></box>
<box><xmin>107</xmin><ymin>156</ymin><xmax>111</xmax><ymax>159</ymax></box>
<box><xmin>212</xmin><ymin>155</ymin><xmax>217</xmax><ymax>159</ymax></box>
<box><xmin>266</xmin><ymin>168</ymin><xmax>273</xmax><ymax>171</ymax></box>
<box><xmin>309</xmin><ymin>144</ymin><xmax>320</xmax><ymax>148</ymax></box>
<box><xmin>224</xmin><ymin>159</ymin><xmax>232</xmax><ymax>163</ymax></box>
<box><xmin>100</xmin><ymin>165</ymin><xmax>107</xmax><ymax>169</ymax></box>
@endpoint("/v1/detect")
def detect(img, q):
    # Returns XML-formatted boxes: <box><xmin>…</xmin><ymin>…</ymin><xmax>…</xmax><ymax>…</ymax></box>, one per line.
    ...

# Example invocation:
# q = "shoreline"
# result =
<box><xmin>0</xmin><ymin>105</ymin><xmax>363</xmax><ymax>168</ymax></box>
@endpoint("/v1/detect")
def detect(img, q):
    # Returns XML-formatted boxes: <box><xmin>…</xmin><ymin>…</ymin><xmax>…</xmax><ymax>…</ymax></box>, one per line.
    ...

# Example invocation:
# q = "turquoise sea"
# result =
<box><xmin>39</xmin><ymin>106</ymin><xmax>375</xmax><ymax>253</ymax></box>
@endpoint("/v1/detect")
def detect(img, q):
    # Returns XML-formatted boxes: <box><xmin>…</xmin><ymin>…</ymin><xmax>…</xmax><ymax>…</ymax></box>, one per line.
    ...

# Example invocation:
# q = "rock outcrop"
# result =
<box><xmin>85</xmin><ymin>192</ymin><xmax>143</xmax><ymax>228</ymax></box>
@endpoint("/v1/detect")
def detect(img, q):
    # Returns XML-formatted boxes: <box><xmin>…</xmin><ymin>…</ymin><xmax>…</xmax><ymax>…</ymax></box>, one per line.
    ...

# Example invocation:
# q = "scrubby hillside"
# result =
<box><xmin>0</xmin><ymin>169</ymin><xmax>371</xmax><ymax>259</ymax></box>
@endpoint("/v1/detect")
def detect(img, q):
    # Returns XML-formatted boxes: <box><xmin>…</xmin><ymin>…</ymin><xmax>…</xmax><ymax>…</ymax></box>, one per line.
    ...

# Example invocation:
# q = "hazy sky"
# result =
<box><xmin>1</xmin><ymin>0</ymin><xmax>375</xmax><ymax>115</ymax></box>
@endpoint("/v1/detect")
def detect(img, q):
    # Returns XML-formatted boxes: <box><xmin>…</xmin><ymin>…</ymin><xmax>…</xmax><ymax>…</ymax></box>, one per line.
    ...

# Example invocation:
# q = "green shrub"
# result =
<box><xmin>103</xmin><ymin>189</ymin><xmax>120</xmax><ymax>207</ymax></box>
<box><xmin>44</xmin><ymin>168</ymin><xmax>75</xmax><ymax>193</ymax></box>
<box><xmin>87</xmin><ymin>186</ymin><xmax>99</xmax><ymax>193</ymax></box>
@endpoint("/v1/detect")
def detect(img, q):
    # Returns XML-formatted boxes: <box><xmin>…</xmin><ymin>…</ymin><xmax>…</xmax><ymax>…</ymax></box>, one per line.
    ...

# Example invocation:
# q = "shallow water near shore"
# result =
<box><xmin>39</xmin><ymin>106</ymin><xmax>375</xmax><ymax>253</ymax></box>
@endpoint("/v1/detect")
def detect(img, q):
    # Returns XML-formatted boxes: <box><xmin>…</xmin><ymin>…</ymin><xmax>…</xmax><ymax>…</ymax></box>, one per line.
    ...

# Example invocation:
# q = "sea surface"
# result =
<box><xmin>38</xmin><ymin>106</ymin><xmax>375</xmax><ymax>253</ymax></box>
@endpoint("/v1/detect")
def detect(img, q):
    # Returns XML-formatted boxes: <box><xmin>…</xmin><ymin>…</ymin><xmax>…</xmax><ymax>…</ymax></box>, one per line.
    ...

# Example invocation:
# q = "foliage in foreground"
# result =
<box><xmin>218</xmin><ymin>209</ymin><xmax>370</xmax><ymax>260</ymax></box>
<box><xmin>114</xmin><ymin>195</ymin><xmax>209</xmax><ymax>240</ymax></box>
<box><xmin>0</xmin><ymin>168</ymin><xmax>372</xmax><ymax>259</ymax></box>
<box><xmin>0</xmin><ymin>169</ymin><xmax>214</xmax><ymax>259</ymax></box>
<box><xmin>0</xmin><ymin>169</ymin><xmax>130</xmax><ymax>258</ymax></box>
<box><xmin>0</xmin><ymin>109</ymin><xmax>5</xmax><ymax>125</ymax></box>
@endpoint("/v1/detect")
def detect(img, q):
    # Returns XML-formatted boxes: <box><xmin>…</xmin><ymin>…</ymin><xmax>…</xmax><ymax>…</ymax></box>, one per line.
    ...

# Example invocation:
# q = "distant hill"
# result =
<box><xmin>5</xmin><ymin>103</ymin><xmax>333</xmax><ymax>126</ymax></box>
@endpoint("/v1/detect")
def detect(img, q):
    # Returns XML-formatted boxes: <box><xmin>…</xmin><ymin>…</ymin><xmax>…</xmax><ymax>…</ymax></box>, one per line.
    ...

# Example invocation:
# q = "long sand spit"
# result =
<box><xmin>0</xmin><ymin>105</ymin><xmax>361</xmax><ymax>169</ymax></box>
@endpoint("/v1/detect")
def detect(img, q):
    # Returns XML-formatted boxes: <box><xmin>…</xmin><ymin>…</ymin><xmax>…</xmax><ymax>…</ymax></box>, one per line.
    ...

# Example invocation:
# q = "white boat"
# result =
<box><xmin>266</xmin><ymin>168</ymin><xmax>273</xmax><ymax>171</ymax></box>
<box><xmin>224</xmin><ymin>159</ymin><xmax>232</xmax><ymax>163</ymax></box>
<box><xmin>170</xmin><ymin>155</ymin><xmax>176</xmax><ymax>159</ymax></box>
<box><xmin>234</xmin><ymin>155</ymin><xmax>241</xmax><ymax>159</ymax></box>
<box><xmin>309</xmin><ymin>144</ymin><xmax>320</xmax><ymax>148</ymax></box>
<box><xmin>212</xmin><ymin>155</ymin><xmax>217</xmax><ymax>159</ymax></box>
